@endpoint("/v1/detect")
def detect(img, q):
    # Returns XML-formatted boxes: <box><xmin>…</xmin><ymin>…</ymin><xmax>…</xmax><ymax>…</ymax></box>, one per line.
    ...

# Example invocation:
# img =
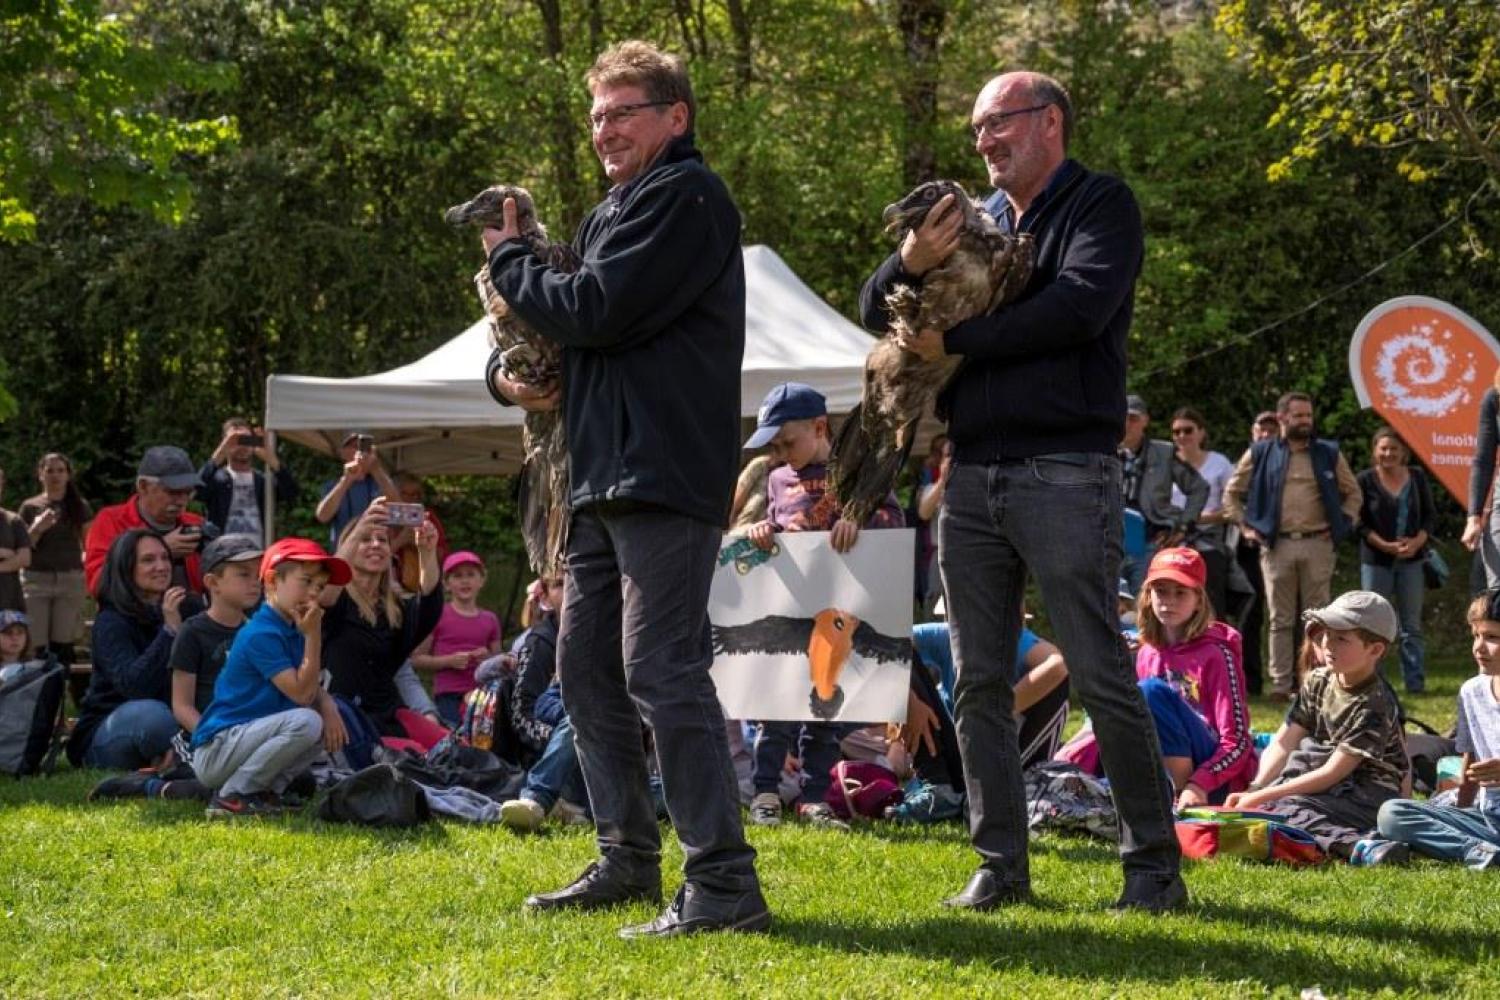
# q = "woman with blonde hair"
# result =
<box><xmin>320</xmin><ymin>499</ymin><xmax>447</xmax><ymax>750</ymax></box>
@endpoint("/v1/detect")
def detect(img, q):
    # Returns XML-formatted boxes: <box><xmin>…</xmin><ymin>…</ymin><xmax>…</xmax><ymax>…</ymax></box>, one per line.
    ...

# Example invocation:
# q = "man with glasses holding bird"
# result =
<box><xmin>860</xmin><ymin>70</ymin><xmax>1187</xmax><ymax>913</ymax></box>
<box><xmin>478</xmin><ymin>40</ymin><xmax>764</xmax><ymax>940</ymax></box>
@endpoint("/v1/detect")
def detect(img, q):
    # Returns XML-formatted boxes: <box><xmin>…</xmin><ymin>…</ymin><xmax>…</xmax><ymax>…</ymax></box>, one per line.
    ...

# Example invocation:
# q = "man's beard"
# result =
<box><xmin>1285</xmin><ymin>424</ymin><xmax>1314</xmax><ymax>441</ymax></box>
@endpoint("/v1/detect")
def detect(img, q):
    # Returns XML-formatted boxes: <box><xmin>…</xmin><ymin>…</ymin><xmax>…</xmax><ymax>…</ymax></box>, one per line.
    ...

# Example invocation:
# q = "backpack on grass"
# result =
<box><xmin>0</xmin><ymin>655</ymin><xmax>68</xmax><ymax>777</ymax></box>
<box><xmin>1175</xmin><ymin>806</ymin><xmax>1327</xmax><ymax>866</ymax></box>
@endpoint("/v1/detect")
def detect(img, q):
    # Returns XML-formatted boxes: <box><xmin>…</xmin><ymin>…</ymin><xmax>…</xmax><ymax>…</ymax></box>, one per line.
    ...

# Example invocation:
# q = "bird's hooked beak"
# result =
<box><xmin>881</xmin><ymin>200</ymin><xmax>904</xmax><ymax>234</ymax></box>
<box><xmin>443</xmin><ymin>200</ymin><xmax>477</xmax><ymax>226</ymax></box>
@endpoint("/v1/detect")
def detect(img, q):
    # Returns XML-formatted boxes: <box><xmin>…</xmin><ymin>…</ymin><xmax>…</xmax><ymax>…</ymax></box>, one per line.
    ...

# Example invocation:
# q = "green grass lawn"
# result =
<box><xmin>3</xmin><ymin>654</ymin><xmax>1498</xmax><ymax>998</ymax></box>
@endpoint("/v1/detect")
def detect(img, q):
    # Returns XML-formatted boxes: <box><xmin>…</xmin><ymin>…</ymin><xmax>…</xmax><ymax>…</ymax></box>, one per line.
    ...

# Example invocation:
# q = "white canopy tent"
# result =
<box><xmin>261</xmin><ymin>245</ymin><xmax>882</xmax><ymax>530</ymax></box>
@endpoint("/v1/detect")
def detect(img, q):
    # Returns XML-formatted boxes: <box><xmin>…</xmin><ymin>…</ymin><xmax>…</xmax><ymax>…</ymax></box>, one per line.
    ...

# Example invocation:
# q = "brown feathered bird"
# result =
<box><xmin>445</xmin><ymin>185</ymin><xmax>579</xmax><ymax>577</ymax></box>
<box><xmin>711</xmin><ymin>608</ymin><xmax>910</xmax><ymax>720</ymax></box>
<box><xmin>831</xmin><ymin>181</ymin><xmax>1034</xmax><ymax>525</ymax></box>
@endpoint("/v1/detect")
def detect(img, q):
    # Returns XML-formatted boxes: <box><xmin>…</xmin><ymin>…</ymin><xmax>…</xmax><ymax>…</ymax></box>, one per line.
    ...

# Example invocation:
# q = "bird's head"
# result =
<box><xmin>444</xmin><ymin>185</ymin><xmax>544</xmax><ymax>236</ymax></box>
<box><xmin>881</xmin><ymin>180</ymin><xmax>972</xmax><ymax>238</ymax></box>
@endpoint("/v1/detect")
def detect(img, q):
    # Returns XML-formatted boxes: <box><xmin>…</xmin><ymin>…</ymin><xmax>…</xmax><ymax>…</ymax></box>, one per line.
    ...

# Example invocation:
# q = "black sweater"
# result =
<box><xmin>509</xmin><ymin>614</ymin><xmax>559</xmax><ymax>753</ymax></box>
<box><xmin>859</xmin><ymin>159</ymin><xmax>1141</xmax><ymax>462</ymax></box>
<box><xmin>488</xmin><ymin>134</ymin><xmax>745</xmax><ymax>527</ymax></box>
<box><xmin>322</xmin><ymin>586</ymin><xmax>444</xmax><ymax>735</ymax></box>
<box><xmin>1357</xmin><ymin>467</ymin><xmax>1436</xmax><ymax>567</ymax></box>
<box><xmin>68</xmin><ymin>605</ymin><xmax>174</xmax><ymax>765</ymax></box>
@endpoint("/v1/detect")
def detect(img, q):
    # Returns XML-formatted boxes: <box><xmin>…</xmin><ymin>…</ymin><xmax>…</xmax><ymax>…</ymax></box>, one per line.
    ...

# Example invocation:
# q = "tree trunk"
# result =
<box><xmin>535</xmin><ymin>0</ymin><xmax>588</xmax><ymax>232</ymax></box>
<box><xmin>726</xmin><ymin>0</ymin><xmax>753</xmax><ymax>92</ymax></box>
<box><xmin>896</xmin><ymin>0</ymin><xmax>946</xmax><ymax>188</ymax></box>
<box><xmin>587</xmin><ymin>0</ymin><xmax>604</xmax><ymax>57</ymax></box>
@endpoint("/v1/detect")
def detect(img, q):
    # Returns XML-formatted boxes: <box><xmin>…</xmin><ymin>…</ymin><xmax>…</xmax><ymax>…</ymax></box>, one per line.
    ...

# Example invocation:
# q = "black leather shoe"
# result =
<box><xmin>942</xmin><ymin>869</ymin><xmax>1033</xmax><ymax>911</ymax></box>
<box><xmin>618</xmin><ymin>881</ymin><xmax>772</xmax><ymax>939</ymax></box>
<box><xmin>1109</xmin><ymin>873</ymin><xmax>1188</xmax><ymax>914</ymax></box>
<box><xmin>524</xmin><ymin>861</ymin><xmax>662</xmax><ymax>913</ymax></box>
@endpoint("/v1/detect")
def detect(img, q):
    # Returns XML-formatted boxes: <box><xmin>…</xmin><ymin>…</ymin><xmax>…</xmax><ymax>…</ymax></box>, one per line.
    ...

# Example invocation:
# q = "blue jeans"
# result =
<box><xmin>534</xmin><ymin>683</ymin><xmax>566</xmax><ymax>729</ymax></box>
<box><xmin>1359</xmin><ymin>560</ymin><xmax>1426</xmax><ymax>691</ymax></box>
<box><xmin>1139</xmin><ymin>678</ymin><xmax>1217</xmax><ymax>764</ymax></box>
<box><xmin>751</xmin><ymin>721</ymin><xmax>848</xmax><ymax>803</ymax></box>
<box><xmin>939</xmin><ymin>456</ymin><xmax>1180</xmax><ymax>885</ymax></box>
<box><xmin>521</xmin><ymin>715</ymin><xmax>588</xmax><ymax>812</ymax></box>
<box><xmin>1378</xmin><ymin>799</ymin><xmax>1500</xmax><ymax>867</ymax></box>
<box><xmin>83</xmin><ymin>699</ymin><xmax>178</xmax><ymax>769</ymax></box>
<box><xmin>434</xmin><ymin>692</ymin><xmax>465</xmax><ymax>727</ymax></box>
<box><xmin>559</xmin><ymin>501</ymin><xmax>756</xmax><ymax>891</ymax></box>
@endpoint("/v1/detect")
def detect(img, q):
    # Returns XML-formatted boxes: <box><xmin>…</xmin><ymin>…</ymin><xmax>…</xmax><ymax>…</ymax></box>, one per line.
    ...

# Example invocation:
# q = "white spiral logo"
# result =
<box><xmin>1373</xmin><ymin>324</ymin><xmax>1476</xmax><ymax>418</ymax></box>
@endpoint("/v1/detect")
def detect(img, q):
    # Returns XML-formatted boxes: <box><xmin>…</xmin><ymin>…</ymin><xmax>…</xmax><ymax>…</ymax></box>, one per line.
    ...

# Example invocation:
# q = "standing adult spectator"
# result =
<box><xmin>67</xmin><ymin>530</ymin><xmax>186</xmax><ymax>769</ymax></box>
<box><xmin>861</xmin><ymin>70</ymin><xmax>1185</xmax><ymax>912</ymax></box>
<box><xmin>197</xmin><ymin>417</ymin><xmax>298</xmax><ymax>544</ymax></box>
<box><xmin>314</xmin><ymin>431</ymin><xmax>397</xmax><ymax>547</ymax></box>
<box><xmin>18</xmin><ymin>453</ymin><xmax>92</xmax><ymax>662</ymax></box>
<box><xmin>1170</xmin><ymin>407</ymin><xmax>1235</xmax><ymax>621</ymax></box>
<box><xmin>83</xmin><ymin>446</ymin><xmax>208</xmax><ymax>611</ymax></box>
<box><xmin>1357</xmin><ymin>427</ymin><xmax>1435</xmax><ymax>693</ymax></box>
<box><xmin>1117</xmin><ymin>395</ymin><xmax>1208</xmax><ymax>593</ymax></box>
<box><xmin>1232</xmin><ymin>411</ymin><xmax>1282</xmax><ymax>694</ymax></box>
<box><xmin>482</xmin><ymin>40</ymin><xmax>766</xmax><ymax>937</ymax></box>
<box><xmin>1462</xmin><ymin>370</ymin><xmax>1500</xmax><ymax>586</ymax></box>
<box><xmin>1221</xmin><ymin>392</ymin><xmax>1360</xmax><ymax>701</ymax></box>
<box><xmin>0</xmin><ymin>464</ymin><xmax>32</xmax><ymax>613</ymax></box>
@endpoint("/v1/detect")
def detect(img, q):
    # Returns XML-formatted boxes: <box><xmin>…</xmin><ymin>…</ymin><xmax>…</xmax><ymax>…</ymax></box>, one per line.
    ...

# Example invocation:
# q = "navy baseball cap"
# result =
<box><xmin>744</xmin><ymin>382</ymin><xmax>827</xmax><ymax>449</ymax></box>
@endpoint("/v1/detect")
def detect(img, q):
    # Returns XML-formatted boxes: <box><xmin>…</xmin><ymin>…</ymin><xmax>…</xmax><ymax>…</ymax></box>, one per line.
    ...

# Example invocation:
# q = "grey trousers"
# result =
<box><xmin>192</xmin><ymin>707</ymin><xmax>325</xmax><ymax>797</ymax></box>
<box><xmin>559</xmin><ymin>501</ymin><xmax>758</xmax><ymax>892</ymax></box>
<box><xmin>939</xmin><ymin>456</ymin><xmax>1181</xmax><ymax>886</ymax></box>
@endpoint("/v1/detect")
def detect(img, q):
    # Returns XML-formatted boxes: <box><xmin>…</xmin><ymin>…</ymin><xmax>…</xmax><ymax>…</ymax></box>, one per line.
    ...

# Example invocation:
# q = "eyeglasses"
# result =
<box><xmin>589</xmin><ymin>100</ymin><xmax>674</xmax><ymax>131</ymax></box>
<box><xmin>1170</xmin><ymin>426</ymin><xmax>1198</xmax><ymax>437</ymax></box>
<box><xmin>970</xmin><ymin>104</ymin><xmax>1050</xmax><ymax>141</ymax></box>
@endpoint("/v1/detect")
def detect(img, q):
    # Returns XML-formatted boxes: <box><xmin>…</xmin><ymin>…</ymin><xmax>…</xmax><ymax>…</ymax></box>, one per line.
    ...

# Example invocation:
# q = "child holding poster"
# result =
<box><xmin>743</xmin><ymin>383</ymin><xmax>904</xmax><ymax>829</ymax></box>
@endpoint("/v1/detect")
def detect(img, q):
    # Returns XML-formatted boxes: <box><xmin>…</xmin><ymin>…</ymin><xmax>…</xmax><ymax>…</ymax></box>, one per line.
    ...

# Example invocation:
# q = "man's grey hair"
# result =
<box><xmin>1028</xmin><ymin>74</ymin><xmax>1074</xmax><ymax>150</ymax></box>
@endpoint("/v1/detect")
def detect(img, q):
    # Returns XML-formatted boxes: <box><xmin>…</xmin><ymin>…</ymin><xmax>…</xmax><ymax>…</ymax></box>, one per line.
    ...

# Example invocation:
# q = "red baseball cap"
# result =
<box><xmin>261</xmin><ymin>537</ymin><xmax>352</xmax><ymax>586</ymax></box>
<box><xmin>1144</xmin><ymin>547</ymin><xmax>1206</xmax><ymax>590</ymax></box>
<box><xmin>442</xmin><ymin>550</ymin><xmax>485</xmax><ymax>575</ymax></box>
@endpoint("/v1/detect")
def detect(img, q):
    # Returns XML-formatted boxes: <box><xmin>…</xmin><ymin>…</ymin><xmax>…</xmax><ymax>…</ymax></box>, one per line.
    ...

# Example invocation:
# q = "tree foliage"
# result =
<box><xmin>1218</xmin><ymin>0</ymin><xmax>1500</xmax><ymax>185</ymax></box>
<box><xmin>1</xmin><ymin>0</ymin><xmax>1497</xmax><ymax>579</ymax></box>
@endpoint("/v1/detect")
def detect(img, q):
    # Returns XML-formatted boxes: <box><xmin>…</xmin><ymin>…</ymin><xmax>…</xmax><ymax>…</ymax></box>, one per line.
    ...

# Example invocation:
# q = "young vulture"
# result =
<box><xmin>831</xmin><ymin>181</ymin><xmax>1034</xmax><ymax>525</ymax></box>
<box><xmin>445</xmin><ymin>185</ymin><xmax>577</xmax><ymax>577</ymax></box>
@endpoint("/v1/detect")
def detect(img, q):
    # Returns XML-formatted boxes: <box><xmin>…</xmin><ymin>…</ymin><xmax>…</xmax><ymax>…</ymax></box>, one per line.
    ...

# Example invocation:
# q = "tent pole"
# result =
<box><xmin>264</xmin><ymin>429</ymin><xmax>278</xmax><ymax>542</ymax></box>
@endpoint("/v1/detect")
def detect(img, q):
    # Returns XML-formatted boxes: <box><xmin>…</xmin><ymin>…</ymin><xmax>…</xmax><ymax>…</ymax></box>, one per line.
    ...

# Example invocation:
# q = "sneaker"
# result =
<box><xmin>500</xmin><ymin>797</ymin><xmax>546</xmax><ymax>831</ymax></box>
<box><xmin>1463</xmin><ymin>843</ymin><xmax>1500</xmax><ymax>870</ymax></box>
<box><xmin>549</xmin><ymin>799</ymin><xmax>590</xmax><ymax>826</ymax></box>
<box><xmin>1350</xmin><ymin>837</ymin><xmax>1411</xmax><ymax>867</ymax></box>
<box><xmin>205</xmin><ymin>793</ymin><xmax>279</xmax><ymax>819</ymax></box>
<box><xmin>749</xmin><ymin>792</ymin><xmax>782</xmax><ymax>827</ymax></box>
<box><xmin>796</xmin><ymin>802</ymin><xmax>850</xmax><ymax>830</ymax></box>
<box><xmin>886</xmin><ymin>780</ymin><xmax>964</xmax><ymax>824</ymax></box>
<box><xmin>87</xmin><ymin>772</ymin><xmax>157</xmax><ymax>801</ymax></box>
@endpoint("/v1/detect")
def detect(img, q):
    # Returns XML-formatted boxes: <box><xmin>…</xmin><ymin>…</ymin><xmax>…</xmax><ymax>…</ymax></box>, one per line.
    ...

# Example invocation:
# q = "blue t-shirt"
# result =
<box><xmin>191</xmin><ymin>602</ymin><xmax>305</xmax><ymax>748</ymax></box>
<box><xmin>320</xmin><ymin>476</ymin><xmax>381</xmax><ymax>546</ymax></box>
<box><xmin>912</xmin><ymin>622</ymin><xmax>1040</xmax><ymax>715</ymax></box>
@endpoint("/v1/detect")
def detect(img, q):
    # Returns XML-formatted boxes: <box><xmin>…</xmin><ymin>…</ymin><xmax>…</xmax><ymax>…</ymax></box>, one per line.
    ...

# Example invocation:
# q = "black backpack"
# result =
<box><xmin>0</xmin><ymin>655</ymin><xmax>68</xmax><ymax>777</ymax></box>
<box><xmin>315</xmin><ymin>763</ymin><xmax>432</xmax><ymax>827</ymax></box>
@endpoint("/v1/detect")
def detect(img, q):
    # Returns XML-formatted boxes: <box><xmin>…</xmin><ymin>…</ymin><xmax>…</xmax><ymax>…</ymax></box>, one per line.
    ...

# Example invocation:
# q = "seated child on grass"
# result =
<box><xmin>171</xmin><ymin>535</ymin><xmax>265</xmax><ymax>736</ymax></box>
<box><xmin>1133</xmin><ymin>547</ymin><xmax>1255</xmax><ymax>810</ymax></box>
<box><xmin>1225</xmin><ymin>591</ymin><xmax>1409</xmax><ymax>858</ymax></box>
<box><xmin>191</xmin><ymin>539</ymin><xmax>351</xmax><ymax>818</ymax></box>
<box><xmin>1366</xmin><ymin>591</ymin><xmax>1500</xmax><ymax>869</ymax></box>
<box><xmin>0</xmin><ymin>610</ymin><xmax>31</xmax><ymax>681</ymax></box>
<box><xmin>742</xmin><ymin>382</ymin><xmax>903</xmax><ymax>831</ymax></box>
<box><xmin>410</xmin><ymin>551</ymin><xmax>502</xmax><ymax>726</ymax></box>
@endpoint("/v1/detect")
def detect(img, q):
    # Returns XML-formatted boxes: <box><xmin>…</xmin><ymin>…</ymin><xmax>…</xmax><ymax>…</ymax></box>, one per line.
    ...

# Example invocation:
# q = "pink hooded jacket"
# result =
<box><xmin>1136</xmin><ymin>620</ymin><xmax>1257</xmax><ymax>795</ymax></box>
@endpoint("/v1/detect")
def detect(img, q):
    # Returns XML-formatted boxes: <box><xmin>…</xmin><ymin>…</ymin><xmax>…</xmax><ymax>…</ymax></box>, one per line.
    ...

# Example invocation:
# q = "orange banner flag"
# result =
<box><xmin>1350</xmin><ymin>296</ymin><xmax>1500</xmax><ymax>506</ymax></box>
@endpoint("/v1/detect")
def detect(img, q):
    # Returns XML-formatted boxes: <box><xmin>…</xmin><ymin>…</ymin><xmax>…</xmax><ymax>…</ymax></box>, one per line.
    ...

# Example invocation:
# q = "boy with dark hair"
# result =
<box><xmin>1364</xmin><ymin>592</ymin><xmax>1500</xmax><ymax>868</ymax></box>
<box><xmin>743</xmin><ymin>383</ymin><xmax>904</xmax><ymax>830</ymax></box>
<box><xmin>191</xmin><ymin>538</ymin><xmax>351</xmax><ymax>818</ymax></box>
<box><xmin>1226</xmin><ymin>590</ymin><xmax>1409</xmax><ymax>858</ymax></box>
<box><xmin>171</xmin><ymin>535</ymin><xmax>265</xmax><ymax>735</ymax></box>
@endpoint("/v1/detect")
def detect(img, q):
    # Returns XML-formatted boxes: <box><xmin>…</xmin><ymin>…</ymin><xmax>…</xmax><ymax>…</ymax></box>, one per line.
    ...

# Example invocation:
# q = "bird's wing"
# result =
<box><xmin>850</xmin><ymin>622</ymin><xmax>912</xmax><ymax>664</ymax></box>
<box><xmin>711</xmin><ymin>616</ymin><xmax>816</xmax><ymax>656</ymax></box>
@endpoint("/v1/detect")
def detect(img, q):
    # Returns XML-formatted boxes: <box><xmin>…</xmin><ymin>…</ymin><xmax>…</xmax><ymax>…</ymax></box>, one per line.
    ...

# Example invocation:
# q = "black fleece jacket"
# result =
<box><xmin>859</xmin><ymin>159</ymin><xmax>1142</xmax><ymax>463</ymax></box>
<box><xmin>487</xmin><ymin>134</ymin><xmax>745</xmax><ymax>527</ymax></box>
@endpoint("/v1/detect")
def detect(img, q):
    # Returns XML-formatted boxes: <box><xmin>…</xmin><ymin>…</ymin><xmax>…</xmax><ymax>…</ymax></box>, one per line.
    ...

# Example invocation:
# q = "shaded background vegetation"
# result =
<box><xmin>2</xmin><ymin>0</ymin><xmax>1497</xmax><ymax>623</ymax></box>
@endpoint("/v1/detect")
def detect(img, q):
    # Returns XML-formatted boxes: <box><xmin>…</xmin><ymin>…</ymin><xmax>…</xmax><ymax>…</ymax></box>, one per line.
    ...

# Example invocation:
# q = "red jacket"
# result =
<box><xmin>83</xmin><ymin>498</ymin><xmax>205</xmax><ymax>598</ymax></box>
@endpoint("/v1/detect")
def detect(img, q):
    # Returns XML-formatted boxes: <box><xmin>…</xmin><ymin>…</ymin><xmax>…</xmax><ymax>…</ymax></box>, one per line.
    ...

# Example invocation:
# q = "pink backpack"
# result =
<box><xmin>824</xmin><ymin>760</ymin><xmax>903</xmax><ymax>820</ymax></box>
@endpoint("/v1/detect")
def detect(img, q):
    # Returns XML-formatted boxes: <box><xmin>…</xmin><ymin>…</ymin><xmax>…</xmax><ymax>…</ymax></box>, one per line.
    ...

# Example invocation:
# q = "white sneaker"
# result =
<box><xmin>549</xmin><ymin>799</ymin><xmax>590</xmax><ymax>826</ymax></box>
<box><xmin>500</xmin><ymin>797</ymin><xmax>546</xmax><ymax>831</ymax></box>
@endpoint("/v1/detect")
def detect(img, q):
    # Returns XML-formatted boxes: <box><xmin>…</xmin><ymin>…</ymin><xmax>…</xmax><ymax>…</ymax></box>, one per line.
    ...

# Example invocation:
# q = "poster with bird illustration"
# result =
<box><xmin>708</xmin><ymin>530</ymin><xmax>914</xmax><ymax>723</ymax></box>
